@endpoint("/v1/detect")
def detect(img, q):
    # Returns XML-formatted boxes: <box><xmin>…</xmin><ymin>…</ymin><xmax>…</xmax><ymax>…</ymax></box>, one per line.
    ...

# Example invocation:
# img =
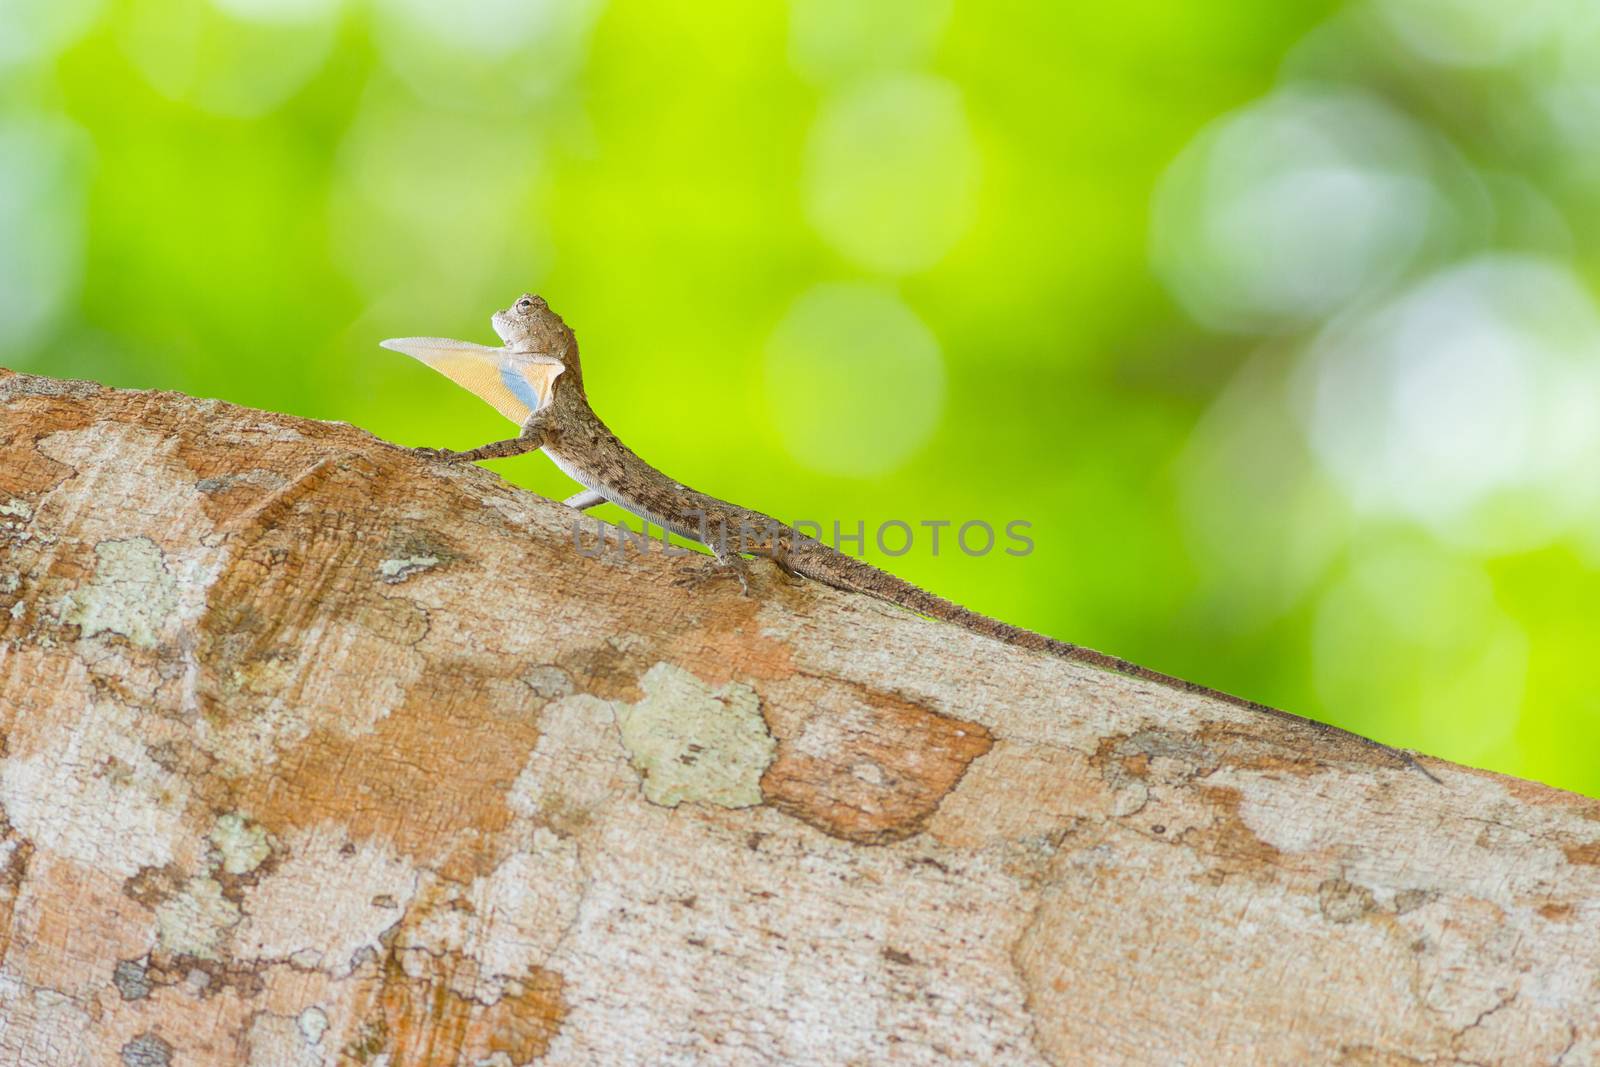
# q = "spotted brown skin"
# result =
<box><xmin>389</xmin><ymin>294</ymin><xmax>1437</xmax><ymax>783</ymax></box>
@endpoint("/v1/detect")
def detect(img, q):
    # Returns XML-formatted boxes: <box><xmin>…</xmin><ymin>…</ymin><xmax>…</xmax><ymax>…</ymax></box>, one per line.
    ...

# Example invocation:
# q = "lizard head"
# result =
<box><xmin>492</xmin><ymin>294</ymin><xmax>576</xmax><ymax>364</ymax></box>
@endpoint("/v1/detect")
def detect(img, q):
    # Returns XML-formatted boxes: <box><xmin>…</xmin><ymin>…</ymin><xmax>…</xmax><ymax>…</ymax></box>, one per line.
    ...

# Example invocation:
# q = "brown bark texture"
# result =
<box><xmin>0</xmin><ymin>369</ymin><xmax>1596</xmax><ymax>1066</ymax></box>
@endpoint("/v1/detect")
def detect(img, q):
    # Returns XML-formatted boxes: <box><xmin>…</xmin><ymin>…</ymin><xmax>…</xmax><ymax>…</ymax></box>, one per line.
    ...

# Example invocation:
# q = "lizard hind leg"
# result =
<box><xmin>673</xmin><ymin>544</ymin><xmax>752</xmax><ymax>596</ymax></box>
<box><xmin>563</xmin><ymin>488</ymin><xmax>607</xmax><ymax>510</ymax></box>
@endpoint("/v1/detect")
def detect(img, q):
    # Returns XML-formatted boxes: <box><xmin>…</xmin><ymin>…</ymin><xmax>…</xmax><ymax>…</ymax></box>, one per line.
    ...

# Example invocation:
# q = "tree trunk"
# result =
<box><xmin>0</xmin><ymin>369</ymin><xmax>1594</xmax><ymax>1065</ymax></box>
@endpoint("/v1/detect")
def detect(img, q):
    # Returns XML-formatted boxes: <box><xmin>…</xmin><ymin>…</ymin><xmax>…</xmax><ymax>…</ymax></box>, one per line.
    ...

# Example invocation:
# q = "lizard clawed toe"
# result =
<box><xmin>674</xmin><ymin>556</ymin><xmax>752</xmax><ymax>596</ymax></box>
<box><xmin>412</xmin><ymin>445</ymin><xmax>464</xmax><ymax>461</ymax></box>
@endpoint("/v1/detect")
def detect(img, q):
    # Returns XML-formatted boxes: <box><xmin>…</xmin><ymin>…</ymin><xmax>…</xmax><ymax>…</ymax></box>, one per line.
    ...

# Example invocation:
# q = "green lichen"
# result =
<box><xmin>61</xmin><ymin>537</ymin><xmax>178</xmax><ymax>649</ymax></box>
<box><xmin>209</xmin><ymin>812</ymin><xmax>273</xmax><ymax>875</ymax></box>
<box><xmin>615</xmin><ymin>662</ymin><xmax>775</xmax><ymax>809</ymax></box>
<box><xmin>154</xmin><ymin>876</ymin><xmax>240</xmax><ymax>960</ymax></box>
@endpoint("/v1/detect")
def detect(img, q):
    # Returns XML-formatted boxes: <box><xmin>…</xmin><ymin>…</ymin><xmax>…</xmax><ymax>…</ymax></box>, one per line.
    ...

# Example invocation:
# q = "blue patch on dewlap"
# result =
<box><xmin>500</xmin><ymin>363</ymin><xmax>544</xmax><ymax>412</ymax></box>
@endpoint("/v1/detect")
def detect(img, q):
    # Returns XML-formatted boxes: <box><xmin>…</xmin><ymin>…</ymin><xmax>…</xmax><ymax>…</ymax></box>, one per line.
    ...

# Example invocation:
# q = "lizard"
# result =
<box><xmin>381</xmin><ymin>293</ymin><xmax>1439</xmax><ymax>782</ymax></box>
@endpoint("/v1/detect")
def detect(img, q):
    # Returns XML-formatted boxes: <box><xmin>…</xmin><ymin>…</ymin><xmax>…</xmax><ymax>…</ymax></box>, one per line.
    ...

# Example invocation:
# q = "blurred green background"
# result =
<box><xmin>5</xmin><ymin>0</ymin><xmax>1598</xmax><ymax>793</ymax></box>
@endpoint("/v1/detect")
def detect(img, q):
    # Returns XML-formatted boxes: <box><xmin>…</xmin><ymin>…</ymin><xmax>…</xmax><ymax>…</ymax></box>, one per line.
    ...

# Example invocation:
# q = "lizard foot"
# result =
<box><xmin>674</xmin><ymin>555</ymin><xmax>752</xmax><ymax>596</ymax></box>
<box><xmin>412</xmin><ymin>446</ymin><xmax>465</xmax><ymax>462</ymax></box>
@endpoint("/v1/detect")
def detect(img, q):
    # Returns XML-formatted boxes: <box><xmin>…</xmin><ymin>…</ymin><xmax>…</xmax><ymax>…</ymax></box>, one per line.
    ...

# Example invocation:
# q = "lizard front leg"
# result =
<box><xmin>417</xmin><ymin>408</ymin><xmax>552</xmax><ymax>463</ymax></box>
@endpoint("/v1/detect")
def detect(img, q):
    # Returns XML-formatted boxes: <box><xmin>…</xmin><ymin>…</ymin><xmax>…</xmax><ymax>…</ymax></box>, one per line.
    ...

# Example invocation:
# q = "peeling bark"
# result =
<box><xmin>1</xmin><ymin>369</ymin><xmax>1596</xmax><ymax>1066</ymax></box>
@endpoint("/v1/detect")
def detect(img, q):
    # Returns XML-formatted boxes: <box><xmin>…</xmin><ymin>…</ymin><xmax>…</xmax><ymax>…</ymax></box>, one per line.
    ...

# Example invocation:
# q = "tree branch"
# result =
<box><xmin>0</xmin><ymin>369</ymin><xmax>1594</xmax><ymax>1065</ymax></box>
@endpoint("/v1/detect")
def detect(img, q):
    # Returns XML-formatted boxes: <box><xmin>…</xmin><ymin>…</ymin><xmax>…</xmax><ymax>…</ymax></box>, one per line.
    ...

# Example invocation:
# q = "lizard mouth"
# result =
<box><xmin>491</xmin><ymin>311</ymin><xmax>519</xmax><ymax>345</ymax></box>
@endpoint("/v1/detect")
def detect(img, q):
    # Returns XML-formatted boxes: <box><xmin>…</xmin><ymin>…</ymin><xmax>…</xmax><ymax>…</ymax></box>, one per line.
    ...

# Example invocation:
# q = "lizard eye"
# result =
<box><xmin>516</xmin><ymin>297</ymin><xmax>534</xmax><ymax>311</ymax></box>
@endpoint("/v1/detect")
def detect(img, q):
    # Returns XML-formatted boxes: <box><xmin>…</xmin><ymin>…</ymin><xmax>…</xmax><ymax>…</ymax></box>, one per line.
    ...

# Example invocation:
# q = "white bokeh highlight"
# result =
<box><xmin>209</xmin><ymin>0</ymin><xmax>341</xmax><ymax>24</ymax></box>
<box><xmin>1539</xmin><ymin>9</ymin><xmax>1600</xmax><ymax>172</ymax></box>
<box><xmin>1296</xmin><ymin>255</ymin><xmax>1600</xmax><ymax>552</ymax></box>
<box><xmin>370</xmin><ymin>0</ymin><xmax>602</xmax><ymax>109</ymax></box>
<box><xmin>0</xmin><ymin>0</ymin><xmax>103</xmax><ymax>72</ymax></box>
<box><xmin>1151</xmin><ymin>86</ymin><xmax>1440</xmax><ymax>333</ymax></box>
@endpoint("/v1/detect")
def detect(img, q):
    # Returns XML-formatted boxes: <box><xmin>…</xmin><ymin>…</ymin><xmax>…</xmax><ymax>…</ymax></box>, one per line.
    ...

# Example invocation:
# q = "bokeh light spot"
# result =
<box><xmin>1298</xmin><ymin>255</ymin><xmax>1600</xmax><ymax>551</ymax></box>
<box><xmin>0</xmin><ymin>0</ymin><xmax>103</xmax><ymax>72</ymax></box>
<box><xmin>803</xmin><ymin>75</ymin><xmax>979</xmax><ymax>275</ymax></box>
<box><xmin>1177</xmin><ymin>356</ymin><xmax>1349</xmax><ymax>625</ymax></box>
<box><xmin>787</xmin><ymin>0</ymin><xmax>953</xmax><ymax>84</ymax></box>
<box><xmin>371</xmin><ymin>0</ymin><xmax>602</xmax><ymax>108</ymax></box>
<box><xmin>209</xmin><ymin>0</ymin><xmax>341</xmax><ymax>25</ymax></box>
<box><xmin>328</xmin><ymin>98</ymin><xmax>547</xmax><ymax>309</ymax></box>
<box><xmin>1541</xmin><ymin>14</ymin><xmax>1600</xmax><ymax>170</ymax></box>
<box><xmin>117</xmin><ymin>0</ymin><xmax>339</xmax><ymax>117</ymax></box>
<box><xmin>1373</xmin><ymin>0</ymin><xmax>1571</xmax><ymax>69</ymax></box>
<box><xmin>0</xmin><ymin>117</ymin><xmax>91</xmax><ymax>356</ymax></box>
<box><xmin>1151</xmin><ymin>86</ymin><xmax>1439</xmax><ymax>333</ymax></box>
<box><xmin>763</xmin><ymin>284</ymin><xmax>945</xmax><ymax>477</ymax></box>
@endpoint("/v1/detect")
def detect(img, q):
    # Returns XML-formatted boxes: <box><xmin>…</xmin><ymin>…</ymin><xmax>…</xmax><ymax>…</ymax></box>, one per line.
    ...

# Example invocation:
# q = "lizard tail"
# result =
<box><xmin>785</xmin><ymin>544</ymin><xmax>1440</xmax><ymax>783</ymax></box>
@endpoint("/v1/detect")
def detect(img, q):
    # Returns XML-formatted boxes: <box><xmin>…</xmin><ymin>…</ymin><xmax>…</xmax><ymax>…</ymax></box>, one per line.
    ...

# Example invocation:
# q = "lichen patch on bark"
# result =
<box><xmin>615</xmin><ymin>662</ymin><xmax>775</xmax><ymax>809</ymax></box>
<box><xmin>0</xmin><ymin>498</ymin><xmax>34</xmax><ymax>522</ymax></box>
<box><xmin>231</xmin><ymin>825</ymin><xmax>419</xmax><ymax>977</ymax></box>
<box><xmin>154</xmin><ymin>875</ymin><xmax>240</xmax><ymax>960</ymax></box>
<box><xmin>377</xmin><ymin>553</ymin><xmax>442</xmax><ymax>584</ymax></box>
<box><xmin>60</xmin><ymin>537</ymin><xmax>178</xmax><ymax>649</ymax></box>
<box><xmin>245</xmin><ymin>1011</ymin><xmax>325</xmax><ymax>1067</ymax></box>
<box><xmin>208</xmin><ymin>812</ymin><xmax>274</xmax><ymax>876</ymax></box>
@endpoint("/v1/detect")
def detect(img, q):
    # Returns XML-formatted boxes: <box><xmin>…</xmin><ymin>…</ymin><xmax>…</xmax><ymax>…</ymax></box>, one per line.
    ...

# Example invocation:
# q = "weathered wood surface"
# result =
<box><xmin>0</xmin><ymin>369</ymin><xmax>1595</xmax><ymax>1066</ymax></box>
